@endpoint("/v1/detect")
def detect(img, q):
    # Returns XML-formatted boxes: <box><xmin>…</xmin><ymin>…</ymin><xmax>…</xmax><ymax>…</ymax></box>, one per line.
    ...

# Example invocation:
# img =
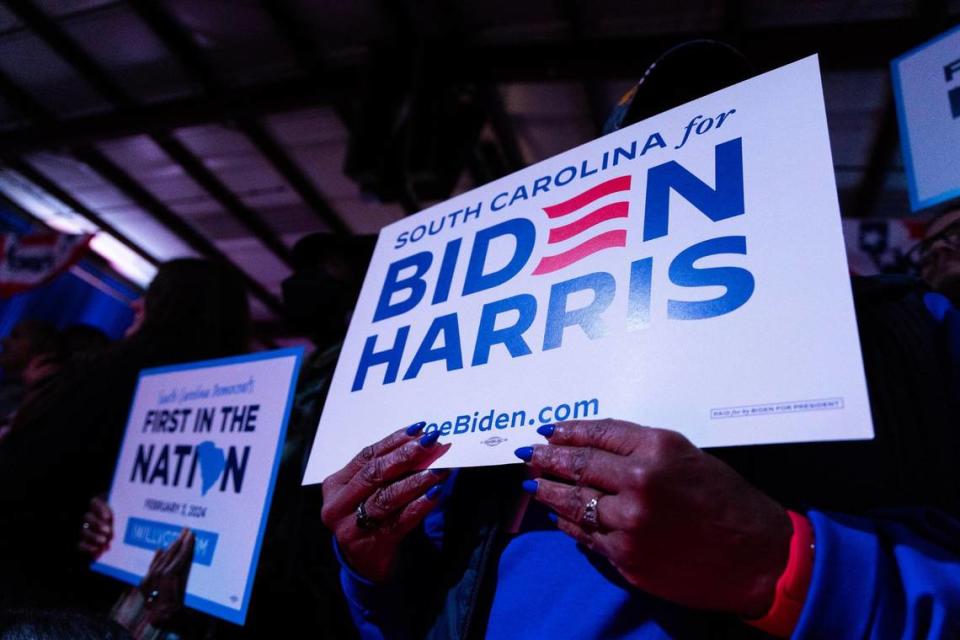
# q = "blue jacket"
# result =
<box><xmin>336</xmin><ymin>277</ymin><xmax>960</xmax><ymax>639</ymax></box>
<box><xmin>338</xmin><ymin>486</ymin><xmax>960</xmax><ymax>639</ymax></box>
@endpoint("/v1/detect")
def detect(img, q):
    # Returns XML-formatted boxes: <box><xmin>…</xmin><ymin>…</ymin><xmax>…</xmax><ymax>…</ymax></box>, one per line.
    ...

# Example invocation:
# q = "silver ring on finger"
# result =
<box><xmin>356</xmin><ymin>499</ymin><xmax>380</xmax><ymax>531</ymax></box>
<box><xmin>582</xmin><ymin>496</ymin><xmax>600</xmax><ymax>529</ymax></box>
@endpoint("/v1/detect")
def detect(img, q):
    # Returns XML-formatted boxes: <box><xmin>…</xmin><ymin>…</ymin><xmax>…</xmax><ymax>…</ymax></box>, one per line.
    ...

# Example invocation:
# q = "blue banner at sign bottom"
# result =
<box><xmin>123</xmin><ymin>517</ymin><xmax>219</xmax><ymax>566</ymax></box>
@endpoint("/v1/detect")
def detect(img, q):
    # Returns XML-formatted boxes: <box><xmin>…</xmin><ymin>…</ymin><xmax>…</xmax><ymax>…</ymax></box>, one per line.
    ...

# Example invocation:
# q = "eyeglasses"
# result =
<box><xmin>904</xmin><ymin>220</ymin><xmax>960</xmax><ymax>270</ymax></box>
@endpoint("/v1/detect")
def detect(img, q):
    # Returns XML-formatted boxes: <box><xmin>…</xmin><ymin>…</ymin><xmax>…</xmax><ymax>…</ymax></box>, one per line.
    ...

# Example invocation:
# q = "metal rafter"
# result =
<box><xmin>6</xmin><ymin>0</ymin><xmax>294</xmax><ymax>267</ymax></box>
<box><xmin>7</xmin><ymin>158</ymin><xmax>159</xmax><ymax>268</ymax></box>
<box><xmin>259</xmin><ymin>0</ymin><xmax>326</xmax><ymax>75</ymax></box>
<box><xmin>470</xmin><ymin>19</ymin><xmax>937</xmax><ymax>79</ymax></box>
<box><xmin>124</xmin><ymin>0</ymin><xmax>221</xmax><ymax>94</ymax></box>
<box><xmin>0</xmin><ymin>75</ymin><xmax>346</xmax><ymax>156</ymax></box>
<box><xmin>0</xmin><ymin>188</ymin><xmax>146</xmax><ymax>297</ymax></box>
<box><xmin>0</xmin><ymin>19</ymin><xmax>938</xmax><ymax>159</ymax></box>
<box><xmin>258</xmin><ymin>0</ymin><xmax>356</xmax><ymax>129</ymax></box>
<box><xmin>0</xmin><ymin>2</ymin><xmax>286</xmax><ymax>316</ymax></box>
<box><xmin>128</xmin><ymin>0</ymin><xmax>350</xmax><ymax>234</ymax></box>
<box><xmin>0</xmin><ymin>68</ymin><xmax>56</xmax><ymax>126</ymax></box>
<box><xmin>150</xmin><ymin>131</ymin><xmax>294</xmax><ymax>264</ymax></box>
<box><xmin>0</xmin><ymin>46</ymin><xmax>162</xmax><ymax>274</ymax></box>
<box><xmin>73</xmin><ymin>146</ymin><xmax>284</xmax><ymax>314</ymax></box>
<box><xmin>5</xmin><ymin>0</ymin><xmax>132</xmax><ymax>107</ymax></box>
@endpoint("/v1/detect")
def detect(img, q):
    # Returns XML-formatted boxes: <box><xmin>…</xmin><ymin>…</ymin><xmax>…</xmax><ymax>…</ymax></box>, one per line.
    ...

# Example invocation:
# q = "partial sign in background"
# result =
<box><xmin>303</xmin><ymin>56</ymin><xmax>874</xmax><ymax>484</ymax></box>
<box><xmin>0</xmin><ymin>230</ymin><xmax>91</xmax><ymax>297</ymax></box>
<box><xmin>892</xmin><ymin>24</ymin><xmax>960</xmax><ymax>211</ymax></box>
<box><xmin>93</xmin><ymin>348</ymin><xmax>303</xmax><ymax>625</ymax></box>
<box><xmin>841</xmin><ymin>218</ymin><xmax>926</xmax><ymax>276</ymax></box>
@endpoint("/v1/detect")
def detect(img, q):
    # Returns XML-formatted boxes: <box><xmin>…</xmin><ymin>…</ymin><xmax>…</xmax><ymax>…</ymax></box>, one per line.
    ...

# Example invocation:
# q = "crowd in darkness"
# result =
<box><xmin>0</xmin><ymin>41</ymin><xmax>958</xmax><ymax>640</ymax></box>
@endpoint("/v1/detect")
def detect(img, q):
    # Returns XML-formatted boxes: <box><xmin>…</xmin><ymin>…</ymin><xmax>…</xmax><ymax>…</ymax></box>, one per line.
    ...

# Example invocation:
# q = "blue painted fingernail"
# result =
<box><xmin>547</xmin><ymin>512</ymin><xmax>558</xmax><ymax>524</ymax></box>
<box><xmin>514</xmin><ymin>446</ymin><xmax>533</xmax><ymax>462</ymax></box>
<box><xmin>521</xmin><ymin>479</ymin><xmax>538</xmax><ymax>494</ymax></box>
<box><xmin>537</xmin><ymin>424</ymin><xmax>555</xmax><ymax>438</ymax></box>
<box><xmin>406</xmin><ymin>421</ymin><xmax>426</xmax><ymax>436</ymax></box>
<box><xmin>420</xmin><ymin>431</ymin><xmax>441</xmax><ymax>448</ymax></box>
<box><xmin>426</xmin><ymin>485</ymin><xmax>443</xmax><ymax>500</ymax></box>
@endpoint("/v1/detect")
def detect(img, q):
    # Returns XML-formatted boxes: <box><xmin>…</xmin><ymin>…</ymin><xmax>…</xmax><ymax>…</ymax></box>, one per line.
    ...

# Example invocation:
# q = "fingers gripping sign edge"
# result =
<box><xmin>325</xmin><ymin>424</ymin><xmax>424</xmax><ymax>488</ymax></box>
<box><xmin>364</xmin><ymin>469</ymin><xmax>449</xmax><ymax>522</ymax></box>
<box><xmin>546</xmin><ymin>419</ymin><xmax>653</xmax><ymax>455</ymax></box>
<box><xmin>529</xmin><ymin>444</ymin><xmax>625</xmax><ymax>493</ymax></box>
<box><xmin>325</xmin><ymin>436</ymin><xmax>451</xmax><ymax>524</ymax></box>
<box><xmin>386</xmin><ymin>485</ymin><xmax>445</xmax><ymax>539</ymax></box>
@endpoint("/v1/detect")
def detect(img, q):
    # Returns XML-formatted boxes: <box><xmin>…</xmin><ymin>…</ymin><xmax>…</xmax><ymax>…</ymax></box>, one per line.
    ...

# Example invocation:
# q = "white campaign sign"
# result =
<box><xmin>304</xmin><ymin>55</ymin><xmax>873</xmax><ymax>484</ymax></box>
<box><xmin>892</xmin><ymin>25</ymin><xmax>960</xmax><ymax>211</ymax></box>
<box><xmin>92</xmin><ymin>348</ymin><xmax>303</xmax><ymax>625</ymax></box>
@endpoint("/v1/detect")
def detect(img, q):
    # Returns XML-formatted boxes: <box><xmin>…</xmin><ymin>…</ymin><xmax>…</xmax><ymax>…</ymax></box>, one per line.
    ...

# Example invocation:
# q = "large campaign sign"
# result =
<box><xmin>93</xmin><ymin>348</ymin><xmax>303</xmax><ymax>624</ymax></box>
<box><xmin>892</xmin><ymin>24</ymin><xmax>960</xmax><ymax>211</ymax></box>
<box><xmin>304</xmin><ymin>55</ymin><xmax>873</xmax><ymax>483</ymax></box>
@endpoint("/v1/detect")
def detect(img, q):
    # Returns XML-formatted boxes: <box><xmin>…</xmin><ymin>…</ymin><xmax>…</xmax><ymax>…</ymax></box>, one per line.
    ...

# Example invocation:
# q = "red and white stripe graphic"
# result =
<box><xmin>532</xmin><ymin>175</ymin><xmax>632</xmax><ymax>275</ymax></box>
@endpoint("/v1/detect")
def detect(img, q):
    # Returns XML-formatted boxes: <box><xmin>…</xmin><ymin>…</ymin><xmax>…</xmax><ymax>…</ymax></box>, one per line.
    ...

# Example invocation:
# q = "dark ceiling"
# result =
<box><xmin>0</xmin><ymin>0</ymin><xmax>955</xmax><ymax>329</ymax></box>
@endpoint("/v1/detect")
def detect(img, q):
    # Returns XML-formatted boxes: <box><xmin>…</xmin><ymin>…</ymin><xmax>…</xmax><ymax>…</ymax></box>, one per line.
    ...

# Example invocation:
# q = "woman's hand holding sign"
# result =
<box><xmin>516</xmin><ymin>419</ymin><xmax>792</xmax><ymax>618</ymax></box>
<box><xmin>321</xmin><ymin>422</ymin><xmax>450</xmax><ymax>582</ymax></box>
<box><xmin>78</xmin><ymin>495</ymin><xmax>114</xmax><ymax>558</ymax></box>
<box><xmin>140</xmin><ymin>528</ymin><xmax>195</xmax><ymax>625</ymax></box>
<box><xmin>110</xmin><ymin>528</ymin><xmax>196</xmax><ymax>634</ymax></box>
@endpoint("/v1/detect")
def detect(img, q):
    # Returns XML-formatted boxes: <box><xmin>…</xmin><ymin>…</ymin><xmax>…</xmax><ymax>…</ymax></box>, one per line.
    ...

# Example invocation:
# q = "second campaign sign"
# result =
<box><xmin>304</xmin><ymin>55</ymin><xmax>874</xmax><ymax>483</ymax></box>
<box><xmin>93</xmin><ymin>348</ymin><xmax>303</xmax><ymax>624</ymax></box>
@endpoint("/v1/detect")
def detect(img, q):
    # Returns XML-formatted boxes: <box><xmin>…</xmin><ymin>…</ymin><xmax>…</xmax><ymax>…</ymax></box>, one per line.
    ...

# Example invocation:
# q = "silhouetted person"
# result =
<box><xmin>0</xmin><ymin>258</ymin><xmax>251</xmax><ymax>611</ymax></box>
<box><xmin>230</xmin><ymin>232</ymin><xmax>374</xmax><ymax>639</ymax></box>
<box><xmin>0</xmin><ymin>319</ymin><xmax>58</xmax><ymax>420</ymax></box>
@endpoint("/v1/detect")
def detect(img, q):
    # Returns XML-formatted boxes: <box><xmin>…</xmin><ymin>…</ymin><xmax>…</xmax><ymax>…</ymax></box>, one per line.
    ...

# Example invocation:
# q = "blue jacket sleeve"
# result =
<box><xmin>333</xmin><ymin>475</ymin><xmax>454</xmax><ymax>639</ymax></box>
<box><xmin>793</xmin><ymin>508</ymin><xmax>960</xmax><ymax>639</ymax></box>
<box><xmin>335</xmin><ymin>540</ymin><xmax>410</xmax><ymax>640</ymax></box>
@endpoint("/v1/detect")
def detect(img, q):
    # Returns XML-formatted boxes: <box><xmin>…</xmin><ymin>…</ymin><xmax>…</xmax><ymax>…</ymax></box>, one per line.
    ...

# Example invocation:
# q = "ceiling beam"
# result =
<box><xmin>258</xmin><ymin>0</ymin><xmax>357</xmax><ymax>129</ymax></box>
<box><xmin>469</xmin><ymin>19</ymin><xmax>939</xmax><ymax>81</ymax></box>
<box><xmin>7</xmin><ymin>158</ymin><xmax>160</xmax><ymax>268</ymax></box>
<box><xmin>5</xmin><ymin>0</ymin><xmax>132</xmax><ymax>107</ymax></box>
<box><xmin>0</xmin><ymin>4</ymin><xmax>286</xmax><ymax>317</ymax></box>
<box><xmin>124</xmin><ymin>0</ymin><xmax>220</xmax><ymax>94</ymax></box>
<box><xmin>0</xmin><ymin>187</ymin><xmax>147</xmax><ymax>296</ymax></box>
<box><xmin>127</xmin><ymin>0</ymin><xmax>350</xmax><ymax>234</ymax></box>
<box><xmin>73</xmin><ymin>146</ymin><xmax>284</xmax><ymax>314</ymax></box>
<box><xmin>8</xmin><ymin>0</ymin><xmax>294</xmax><ymax>268</ymax></box>
<box><xmin>0</xmin><ymin>68</ymin><xmax>56</xmax><ymax>126</ymax></box>
<box><xmin>0</xmin><ymin>19</ymin><xmax>936</xmax><ymax>158</ymax></box>
<box><xmin>238</xmin><ymin>122</ymin><xmax>350</xmax><ymax>233</ymax></box>
<box><xmin>0</xmin><ymin>17</ymin><xmax>162</xmax><ymax>274</ymax></box>
<box><xmin>0</xmin><ymin>75</ymin><xmax>345</xmax><ymax>156</ymax></box>
<box><xmin>150</xmin><ymin>131</ymin><xmax>294</xmax><ymax>264</ymax></box>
